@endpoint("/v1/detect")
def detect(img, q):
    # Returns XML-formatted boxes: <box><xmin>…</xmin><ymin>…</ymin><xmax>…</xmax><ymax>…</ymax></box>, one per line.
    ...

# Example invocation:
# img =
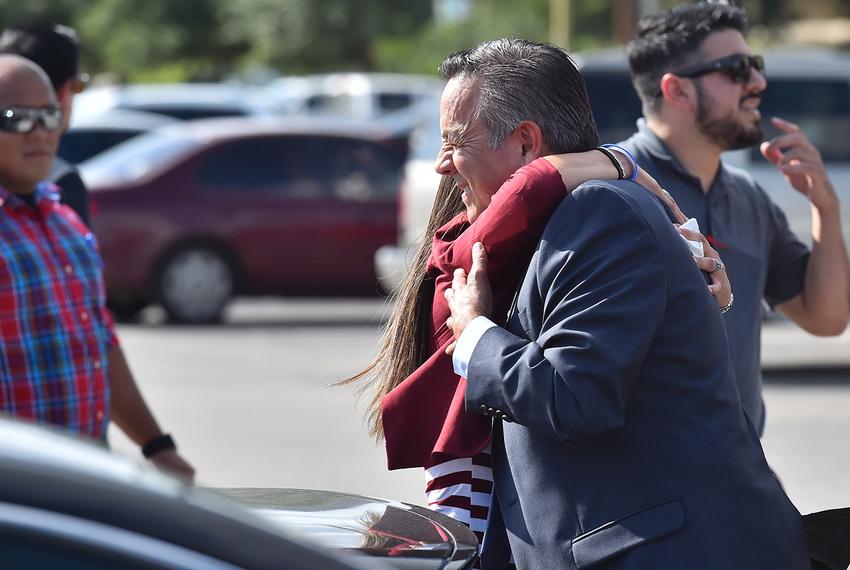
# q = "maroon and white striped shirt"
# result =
<box><xmin>425</xmin><ymin>445</ymin><xmax>492</xmax><ymax>545</ymax></box>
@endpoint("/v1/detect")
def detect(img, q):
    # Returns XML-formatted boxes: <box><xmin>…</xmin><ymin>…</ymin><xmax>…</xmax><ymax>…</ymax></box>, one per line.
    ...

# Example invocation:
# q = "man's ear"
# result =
<box><xmin>515</xmin><ymin>121</ymin><xmax>546</xmax><ymax>163</ymax></box>
<box><xmin>56</xmin><ymin>82</ymin><xmax>73</xmax><ymax>106</ymax></box>
<box><xmin>659</xmin><ymin>72</ymin><xmax>697</xmax><ymax>114</ymax></box>
<box><xmin>55</xmin><ymin>81</ymin><xmax>74</xmax><ymax>130</ymax></box>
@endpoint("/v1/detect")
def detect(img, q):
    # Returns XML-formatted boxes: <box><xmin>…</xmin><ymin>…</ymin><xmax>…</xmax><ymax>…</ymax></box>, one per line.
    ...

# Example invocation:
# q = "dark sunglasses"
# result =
<box><xmin>0</xmin><ymin>106</ymin><xmax>63</xmax><ymax>134</ymax></box>
<box><xmin>675</xmin><ymin>53</ymin><xmax>765</xmax><ymax>84</ymax></box>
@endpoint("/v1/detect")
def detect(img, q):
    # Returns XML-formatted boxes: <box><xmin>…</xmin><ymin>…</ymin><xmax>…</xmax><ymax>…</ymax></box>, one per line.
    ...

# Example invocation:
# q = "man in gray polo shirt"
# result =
<box><xmin>622</xmin><ymin>2</ymin><xmax>849</xmax><ymax>433</ymax></box>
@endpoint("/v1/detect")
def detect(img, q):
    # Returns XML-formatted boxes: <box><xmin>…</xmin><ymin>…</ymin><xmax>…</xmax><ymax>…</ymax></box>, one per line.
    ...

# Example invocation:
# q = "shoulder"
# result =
<box><xmin>541</xmin><ymin>179</ymin><xmax>689</xmax><ymax>275</ymax></box>
<box><xmin>567</xmin><ymin>179</ymin><xmax>669</xmax><ymax>225</ymax></box>
<box><xmin>544</xmin><ymin>179</ymin><xmax>669</xmax><ymax>246</ymax></box>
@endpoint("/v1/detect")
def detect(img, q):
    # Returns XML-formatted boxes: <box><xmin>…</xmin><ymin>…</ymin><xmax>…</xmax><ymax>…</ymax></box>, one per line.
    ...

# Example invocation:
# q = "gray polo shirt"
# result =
<box><xmin>621</xmin><ymin>120</ymin><xmax>810</xmax><ymax>433</ymax></box>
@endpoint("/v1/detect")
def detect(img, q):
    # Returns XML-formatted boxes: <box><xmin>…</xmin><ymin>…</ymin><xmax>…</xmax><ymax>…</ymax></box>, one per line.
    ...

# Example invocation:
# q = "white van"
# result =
<box><xmin>376</xmin><ymin>49</ymin><xmax>850</xmax><ymax>292</ymax></box>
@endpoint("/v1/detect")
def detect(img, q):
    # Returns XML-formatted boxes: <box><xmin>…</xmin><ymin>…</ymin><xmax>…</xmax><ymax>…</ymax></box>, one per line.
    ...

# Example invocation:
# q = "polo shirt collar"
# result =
<box><xmin>0</xmin><ymin>181</ymin><xmax>61</xmax><ymax>211</ymax></box>
<box><xmin>632</xmin><ymin>119</ymin><xmax>731</xmax><ymax>203</ymax></box>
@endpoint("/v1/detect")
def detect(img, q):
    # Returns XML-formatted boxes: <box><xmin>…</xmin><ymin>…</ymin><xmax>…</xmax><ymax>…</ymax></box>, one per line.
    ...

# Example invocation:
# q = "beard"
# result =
<box><xmin>695</xmin><ymin>84</ymin><xmax>764</xmax><ymax>151</ymax></box>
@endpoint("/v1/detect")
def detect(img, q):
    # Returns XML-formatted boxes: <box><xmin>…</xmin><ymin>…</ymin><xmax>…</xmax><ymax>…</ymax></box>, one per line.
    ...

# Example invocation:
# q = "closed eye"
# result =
<box><xmin>441</xmin><ymin>127</ymin><xmax>468</xmax><ymax>149</ymax></box>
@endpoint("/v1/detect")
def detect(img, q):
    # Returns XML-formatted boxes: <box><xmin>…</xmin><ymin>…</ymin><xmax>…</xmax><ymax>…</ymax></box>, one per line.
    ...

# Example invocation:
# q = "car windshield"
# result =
<box><xmin>80</xmin><ymin>129</ymin><xmax>199</xmax><ymax>186</ymax></box>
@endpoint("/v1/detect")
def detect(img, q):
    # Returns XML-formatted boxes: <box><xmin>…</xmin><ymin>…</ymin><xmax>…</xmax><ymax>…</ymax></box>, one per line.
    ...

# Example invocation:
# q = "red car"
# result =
<box><xmin>82</xmin><ymin>118</ymin><xmax>403</xmax><ymax>323</ymax></box>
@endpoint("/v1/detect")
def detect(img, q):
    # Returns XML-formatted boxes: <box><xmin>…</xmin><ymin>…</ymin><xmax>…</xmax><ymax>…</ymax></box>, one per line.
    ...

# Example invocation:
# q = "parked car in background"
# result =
<box><xmin>58</xmin><ymin>108</ymin><xmax>178</xmax><ymax>164</ymax></box>
<box><xmin>267</xmin><ymin>73</ymin><xmax>442</xmax><ymax>121</ymax></box>
<box><xmin>0</xmin><ymin>418</ymin><xmax>477</xmax><ymax>569</ymax></box>
<box><xmin>73</xmin><ymin>83</ymin><xmax>272</xmax><ymax>122</ymax></box>
<box><xmin>376</xmin><ymin>49</ymin><xmax>850</xmax><ymax>292</ymax></box>
<box><xmin>374</xmin><ymin>98</ymin><xmax>441</xmax><ymax>292</ymax></box>
<box><xmin>82</xmin><ymin>117</ymin><xmax>404</xmax><ymax>323</ymax></box>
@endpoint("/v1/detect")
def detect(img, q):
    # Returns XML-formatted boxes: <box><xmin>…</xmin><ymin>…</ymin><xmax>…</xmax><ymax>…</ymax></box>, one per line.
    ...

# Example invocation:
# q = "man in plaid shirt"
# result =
<box><xmin>0</xmin><ymin>55</ymin><xmax>194</xmax><ymax>480</ymax></box>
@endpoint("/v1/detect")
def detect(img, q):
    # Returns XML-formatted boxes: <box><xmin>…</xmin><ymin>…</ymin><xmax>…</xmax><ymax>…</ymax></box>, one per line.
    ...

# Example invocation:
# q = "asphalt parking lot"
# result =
<box><xmin>109</xmin><ymin>299</ymin><xmax>850</xmax><ymax>515</ymax></box>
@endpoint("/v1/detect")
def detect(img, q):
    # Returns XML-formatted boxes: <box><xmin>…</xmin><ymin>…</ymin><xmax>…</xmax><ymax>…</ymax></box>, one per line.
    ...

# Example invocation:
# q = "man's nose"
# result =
<box><xmin>25</xmin><ymin>124</ymin><xmax>50</xmax><ymax>141</ymax></box>
<box><xmin>747</xmin><ymin>66</ymin><xmax>767</xmax><ymax>93</ymax></box>
<box><xmin>434</xmin><ymin>149</ymin><xmax>455</xmax><ymax>176</ymax></box>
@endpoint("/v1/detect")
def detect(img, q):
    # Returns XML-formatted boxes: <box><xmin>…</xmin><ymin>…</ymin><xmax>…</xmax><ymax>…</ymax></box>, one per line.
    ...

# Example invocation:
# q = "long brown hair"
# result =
<box><xmin>342</xmin><ymin>175</ymin><xmax>465</xmax><ymax>441</ymax></box>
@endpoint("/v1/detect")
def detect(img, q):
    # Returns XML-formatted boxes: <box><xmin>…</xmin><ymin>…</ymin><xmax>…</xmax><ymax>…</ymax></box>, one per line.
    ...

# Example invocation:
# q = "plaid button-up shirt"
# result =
<box><xmin>0</xmin><ymin>182</ymin><xmax>117</xmax><ymax>439</ymax></box>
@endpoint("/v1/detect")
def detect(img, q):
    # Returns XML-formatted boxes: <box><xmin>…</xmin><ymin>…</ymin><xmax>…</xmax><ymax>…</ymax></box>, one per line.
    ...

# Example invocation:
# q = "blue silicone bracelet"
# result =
<box><xmin>600</xmin><ymin>144</ymin><xmax>639</xmax><ymax>182</ymax></box>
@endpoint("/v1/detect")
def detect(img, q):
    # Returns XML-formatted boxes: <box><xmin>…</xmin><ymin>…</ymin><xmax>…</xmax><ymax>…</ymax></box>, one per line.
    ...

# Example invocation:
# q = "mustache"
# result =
<box><xmin>741</xmin><ymin>91</ymin><xmax>764</xmax><ymax>104</ymax></box>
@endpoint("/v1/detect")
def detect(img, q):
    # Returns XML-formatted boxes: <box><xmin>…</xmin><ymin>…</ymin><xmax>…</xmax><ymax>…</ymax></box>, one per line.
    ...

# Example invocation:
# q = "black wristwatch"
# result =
<box><xmin>142</xmin><ymin>433</ymin><xmax>176</xmax><ymax>459</ymax></box>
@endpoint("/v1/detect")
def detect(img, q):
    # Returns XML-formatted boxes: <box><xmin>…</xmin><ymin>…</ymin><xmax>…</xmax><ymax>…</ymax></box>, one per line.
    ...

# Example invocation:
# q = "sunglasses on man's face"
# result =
<box><xmin>0</xmin><ymin>106</ymin><xmax>63</xmax><ymax>134</ymax></box>
<box><xmin>674</xmin><ymin>53</ymin><xmax>765</xmax><ymax>84</ymax></box>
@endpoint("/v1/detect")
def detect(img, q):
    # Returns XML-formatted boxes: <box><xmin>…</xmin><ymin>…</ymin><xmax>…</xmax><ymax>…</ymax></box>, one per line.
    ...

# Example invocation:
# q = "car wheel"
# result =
<box><xmin>157</xmin><ymin>246</ymin><xmax>234</xmax><ymax>324</ymax></box>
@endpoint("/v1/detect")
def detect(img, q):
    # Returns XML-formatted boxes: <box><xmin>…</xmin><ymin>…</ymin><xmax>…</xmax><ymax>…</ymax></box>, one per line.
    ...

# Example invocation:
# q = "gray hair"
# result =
<box><xmin>439</xmin><ymin>38</ymin><xmax>599</xmax><ymax>153</ymax></box>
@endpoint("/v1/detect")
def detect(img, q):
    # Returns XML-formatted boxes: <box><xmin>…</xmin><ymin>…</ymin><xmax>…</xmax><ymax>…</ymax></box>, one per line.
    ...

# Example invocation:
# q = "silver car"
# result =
<box><xmin>0</xmin><ymin>418</ymin><xmax>478</xmax><ymax>569</ymax></box>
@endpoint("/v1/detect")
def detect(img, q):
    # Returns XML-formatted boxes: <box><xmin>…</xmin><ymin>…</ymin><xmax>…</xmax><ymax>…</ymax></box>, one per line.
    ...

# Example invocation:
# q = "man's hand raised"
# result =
<box><xmin>760</xmin><ymin>116</ymin><xmax>839</xmax><ymax>212</ymax></box>
<box><xmin>444</xmin><ymin>242</ymin><xmax>493</xmax><ymax>354</ymax></box>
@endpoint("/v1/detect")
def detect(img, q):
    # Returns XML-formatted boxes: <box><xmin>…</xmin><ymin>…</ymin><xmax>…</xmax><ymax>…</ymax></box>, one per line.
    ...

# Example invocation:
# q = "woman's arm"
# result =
<box><xmin>437</xmin><ymin>150</ymin><xmax>628</xmax><ymax>272</ymax></box>
<box><xmin>545</xmin><ymin>153</ymin><xmax>686</xmax><ymax>223</ymax></box>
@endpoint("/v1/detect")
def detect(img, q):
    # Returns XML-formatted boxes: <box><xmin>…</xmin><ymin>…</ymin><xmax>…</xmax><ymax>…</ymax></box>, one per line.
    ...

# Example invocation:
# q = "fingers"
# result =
<box><xmin>764</xmin><ymin>133</ymin><xmax>801</xmax><ymax>152</ymax></box>
<box><xmin>699</xmin><ymin>258</ymin><xmax>730</xmax><ymax>306</ymax></box>
<box><xmin>683</xmin><ymin>235</ymin><xmax>731</xmax><ymax>308</ymax></box>
<box><xmin>771</xmin><ymin>116</ymin><xmax>800</xmax><ymax>133</ymax></box>
<box><xmin>678</xmin><ymin>227</ymin><xmax>731</xmax><ymax>306</ymax></box>
<box><xmin>762</xmin><ymin>122</ymin><xmax>822</xmax><ymax>170</ymax></box>
<box><xmin>665</xmin><ymin>192</ymin><xmax>687</xmax><ymax>224</ymax></box>
<box><xmin>450</xmin><ymin>267</ymin><xmax>467</xmax><ymax>293</ymax></box>
<box><xmin>764</xmin><ymin>140</ymin><xmax>819</xmax><ymax>165</ymax></box>
<box><xmin>677</xmin><ymin>226</ymin><xmax>710</xmax><ymax>251</ymax></box>
<box><xmin>778</xmin><ymin>163</ymin><xmax>816</xmax><ymax>176</ymax></box>
<box><xmin>679</xmin><ymin>227</ymin><xmax>718</xmax><ymax>259</ymax></box>
<box><xmin>694</xmin><ymin>255</ymin><xmax>724</xmax><ymax>274</ymax></box>
<box><xmin>467</xmin><ymin>242</ymin><xmax>489</xmax><ymax>285</ymax></box>
<box><xmin>445</xmin><ymin>340</ymin><xmax>456</xmax><ymax>355</ymax></box>
<box><xmin>760</xmin><ymin>141</ymin><xmax>782</xmax><ymax>165</ymax></box>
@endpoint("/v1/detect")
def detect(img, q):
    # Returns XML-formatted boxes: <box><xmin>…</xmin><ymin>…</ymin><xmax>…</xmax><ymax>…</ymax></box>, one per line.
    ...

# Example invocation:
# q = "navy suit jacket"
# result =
<box><xmin>465</xmin><ymin>180</ymin><xmax>809</xmax><ymax>569</ymax></box>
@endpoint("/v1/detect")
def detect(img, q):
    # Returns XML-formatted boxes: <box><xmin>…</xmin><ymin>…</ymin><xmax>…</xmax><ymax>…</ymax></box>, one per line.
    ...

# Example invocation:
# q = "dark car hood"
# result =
<box><xmin>217</xmin><ymin>488</ymin><xmax>478</xmax><ymax>569</ymax></box>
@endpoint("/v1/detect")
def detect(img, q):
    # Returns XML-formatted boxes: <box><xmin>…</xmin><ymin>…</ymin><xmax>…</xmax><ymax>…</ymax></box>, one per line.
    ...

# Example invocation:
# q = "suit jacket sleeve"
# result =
<box><xmin>465</xmin><ymin>182</ymin><xmax>668</xmax><ymax>444</ymax></box>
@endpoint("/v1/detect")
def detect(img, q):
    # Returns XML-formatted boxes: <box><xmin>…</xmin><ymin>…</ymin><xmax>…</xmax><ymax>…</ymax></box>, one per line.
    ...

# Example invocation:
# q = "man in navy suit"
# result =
<box><xmin>438</xmin><ymin>39</ymin><xmax>810</xmax><ymax>569</ymax></box>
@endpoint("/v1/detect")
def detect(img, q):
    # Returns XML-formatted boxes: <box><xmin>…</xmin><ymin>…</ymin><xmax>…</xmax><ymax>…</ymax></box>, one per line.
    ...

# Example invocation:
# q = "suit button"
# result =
<box><xmin>501</xmin><ymin>414</ymin><xmax>513</xmax><ymax>423</ymax></box>
<box><xmin>487</xmin><ymin>407</ymin><xmax>496</xmax><ymax>416</ymax></box>
<box><xmin>480</xmin><ymin>404</ymin><xmax>488</xmax><ymax>413</ymax></box>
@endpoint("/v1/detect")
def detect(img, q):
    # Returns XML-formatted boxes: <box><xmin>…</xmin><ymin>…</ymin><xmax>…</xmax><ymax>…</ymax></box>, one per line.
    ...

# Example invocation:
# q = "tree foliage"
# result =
<box><xmin>1</xmin><ymin>0</ymin><xmax>847</xmax><ymax>82</ymax></box>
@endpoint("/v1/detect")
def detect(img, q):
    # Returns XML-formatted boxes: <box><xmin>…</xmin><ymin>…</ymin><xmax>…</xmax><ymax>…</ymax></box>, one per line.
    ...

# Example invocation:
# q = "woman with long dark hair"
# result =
<box><xmin>345</xmin><ymin>148</ymin><xmax>686</xmax><ymax>543</ymax></box>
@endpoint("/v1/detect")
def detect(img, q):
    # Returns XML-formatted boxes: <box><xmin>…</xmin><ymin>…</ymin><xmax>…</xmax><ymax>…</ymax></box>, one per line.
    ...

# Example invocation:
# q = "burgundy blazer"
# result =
<box><xmin>381</xmin><ymin>158</ymin><xmax>568</xmax><ymax>470</ymax></box>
